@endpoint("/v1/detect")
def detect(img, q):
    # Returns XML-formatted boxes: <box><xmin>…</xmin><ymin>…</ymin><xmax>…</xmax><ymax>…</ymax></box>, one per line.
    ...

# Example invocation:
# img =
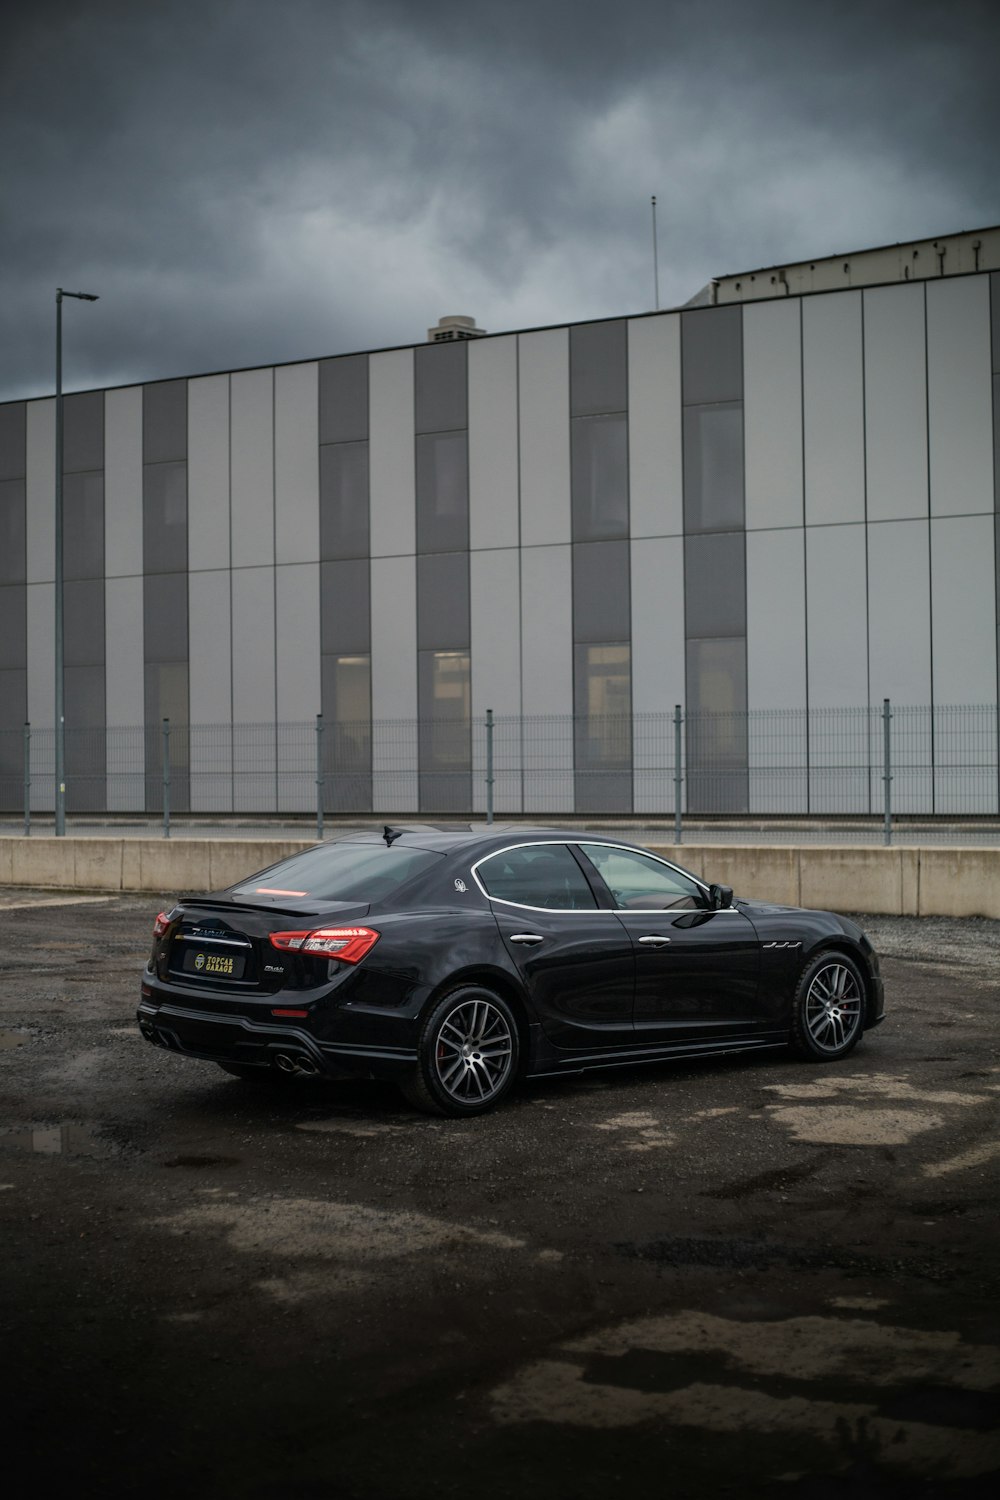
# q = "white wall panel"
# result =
<box><xmin>744</xmin><ymin>300</ymin><xmax>803</xmax><ymax>530</ymax></box>
<box><xmin>189</xmin><ymin>569</ymin><xmax>233</xmax><ymax>811</ymax></box>
<box><xmin>630</xmin><ymin>536</ymin><xmax>684</xmax><ymax>813</ymax></box>
<box><xmin>628</xmin><ymin>314</ymin><xmax>683</xmax><ymax>539</ymax></box>
<box><xmin>931</xmin><ymin>516</ymin><xmax>997</xmax><ymax>702</ymax></box>
<box><xmin>104</xmin><ymin>576</ymin><xmax>144</xmax><ymax>808</ymax></box>
<box><xmin>231</xmin><ymin>567</ymin><xmax>276</xmax><ymax>809</ymax></box>
<box><xmin>805</xmin><ymin>523</ymin><xmax>869</xmax><ymax>812</ymax></box>
<box><xmin>747</xmin><ymin>529</ymin><xmax>806</xmax><ymax>708</ymax></box>
<box><xmin>189</xmin><ymin>570</ymin><xmax>232</xmax><ymax>725</ymax></box>
<box><xmin>230</xmin><ymin>368</ymin><xmax>274</xmax><ymax>569</ymax></box>
<box><xmin>864</xmin><ymin>285</ymin><xmax>928</xmax><ymax>521</ymax></box>
<box><xmin>276</xmin><ymin>560</ymin><xmax>320</xmax><ymax>811</ymax></box>
<box><xmin>469</xmin><ymin>336</ymin><xmax>519</xmax><ymax>551</ymax></box>
<box><xmin>520</xmin><ymin>543</ymin><xmax>572</xmax><ymax>811</ymax></box>
<box><xmin>275</xmin><ymin>563</ymin><xmax>320</xmax><ymax>721</ymax></box>
<box><xmin>371</xmin><ymin>554</ymin><xmax>417</xmax><ymax>809</ymax></box>
<box><xmin>926</xmin><ymin>277</ymin><xmax>994</xmax><ymax>517</ymax></box>
<box><xmin>369</xmin><ymin>349</ymin><xmax>415</xmax><ymax>557</ymax></box>
<box><xmin>747</xmin><ymin>529</ymin><xmax>807</xmax><ymax>811</ymax></box>
<box><xmin>805</xmin><ymin>524</ymin><xmax>868</xmax><ymax>708</ymax></box>
<box><xmin>232</xmin><ymin>567</ymin><xmax>276</xmax><ymax>722</ymax></box>
<box><xmin>931</xmin><ymin>515</ymin><xmax>998</xmax><ymax>813</ymax></box>
<box><xmin>274</xmin><ymin>363</ymin><xmax>319</xmax><ymax>564</ymax></box>
<box><xmin>188</xmin><ymin>375</ymin><xmax>230</xmax><ymax>571</ymax></box>
<box><xmin>470</xmin><ymin>548</ymin><xmax>521</xmax><ymax>812</ymax></box>
<box><xmin>470</xmin><ymin>549</ymin><xmax>521</xmax><ymax>717</ymax></box>
<box><xmin>104</xmin><ymin>387</ymin><xmax>143</xmax><ymax>578</ymax></box>
<box><xmin>26</xmin><ymin>399</ymin><xmax>55</xmax><ymax>583</ymax></box>
<box><xmin>802</xmin><ymin>293</ymin><xmax>864</xmax><ymax>526</ymax></box>
<box><xmin>519</xmin><ymin>330</ymin><xmax>570</xmax><ymax>547</ymax></box>
<box><xmin>867</xmin><ymin>518</ymin><xmax>933</xmax><ymax>812</ymax></box>
<box><xmin>867</xmin><ymin>519</ymin><xmax>931</xmax><ymax>704</ymax></box>
<box><xmin>630</xmin><ymin>536</ymin><xmax>684</xmax><ymax>714</ymax></box>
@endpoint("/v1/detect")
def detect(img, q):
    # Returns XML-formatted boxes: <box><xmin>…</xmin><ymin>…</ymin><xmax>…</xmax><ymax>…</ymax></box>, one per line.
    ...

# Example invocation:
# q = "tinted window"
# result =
<box><xmin>570</xmin><ymin>320</ymin><xmax>627</xmax><ymax>416</ymax></box>
<box><xmin>580</xmin><ymin>844</ymin><xmax>704</xmax><ymax>910</ymax></box>
<box><xmin>320</xmin><ymin>442</ymin><xmax>369</xmax><ymax>559</ymax></box>
<box><xmin>572</xmin><ymin>417</ymin><xmax>629</xmax><ymax>541</ymax></box>
<box><xmin>416</xmin><ymin>431</ymin><xmax>468</xmax><ymax>553</ymax></box>
<box><xmin>477</xmin><ymin>844</ymin><xmax>597</xmax><ymax>911</ymax></box>
<box><xmin>231</xmin><ymin>842</ymin><xmax>442</xmax><ymax>903</ymax></box>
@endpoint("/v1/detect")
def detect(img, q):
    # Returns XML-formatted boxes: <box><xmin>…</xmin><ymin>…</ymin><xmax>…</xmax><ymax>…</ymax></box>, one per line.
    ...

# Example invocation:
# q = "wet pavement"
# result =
<box><xmin>0</xmin><ymin>891</ymin><xmax>998</xmax><ymax>1498</ymax></box>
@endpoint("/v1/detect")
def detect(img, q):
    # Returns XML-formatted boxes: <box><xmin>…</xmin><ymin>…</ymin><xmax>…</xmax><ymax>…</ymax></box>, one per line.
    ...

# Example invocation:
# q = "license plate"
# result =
<box><xmin>182</xmin><ymin>948</ymin><xmax>246</xmax><ymax>980</ymax></box>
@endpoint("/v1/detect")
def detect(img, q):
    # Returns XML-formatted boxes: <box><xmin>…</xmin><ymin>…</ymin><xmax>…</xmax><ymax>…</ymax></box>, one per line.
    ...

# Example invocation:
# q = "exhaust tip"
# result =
<box><xmin>274</xmin><ymin>1053</ymin><xmax>298</xmax><ymax>1073</ymax></box>
<box><xmin>295</xmin><ymin>1056</ymin><xmax>319</xmax><ymax>1076</ymax></box>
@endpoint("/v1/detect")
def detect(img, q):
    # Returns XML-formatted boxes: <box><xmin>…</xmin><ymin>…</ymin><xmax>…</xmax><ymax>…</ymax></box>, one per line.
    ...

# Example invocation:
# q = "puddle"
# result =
<box><xmin>0</xmin><ymin>1123</ymin><xmax>113</xmax><ymax>1157</ymax></box>
<box><xmin>490</xmin><ymin>1310</ymin><xmax>1000</xmax><ymax>1479</ymax></box>
<box><xmin>0</xmin><ymin>1030</ymin><xmax>31</xmax><ymax>1050</ymax></box>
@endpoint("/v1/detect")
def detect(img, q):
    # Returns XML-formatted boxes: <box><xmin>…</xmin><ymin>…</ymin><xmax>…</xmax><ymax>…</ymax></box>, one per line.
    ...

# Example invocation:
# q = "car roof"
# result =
<box><xmin>335</xmin><ymin>825</ymin><xmax>631</xmax><ymax>857</ymax></box>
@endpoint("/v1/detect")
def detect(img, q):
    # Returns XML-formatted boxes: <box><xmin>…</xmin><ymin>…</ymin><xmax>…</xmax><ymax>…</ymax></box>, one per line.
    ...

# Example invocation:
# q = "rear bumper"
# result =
<box><xmin>136</xmin><ymin>999</ymin><xmax>417</xmax><ymax>1081</ymax></box>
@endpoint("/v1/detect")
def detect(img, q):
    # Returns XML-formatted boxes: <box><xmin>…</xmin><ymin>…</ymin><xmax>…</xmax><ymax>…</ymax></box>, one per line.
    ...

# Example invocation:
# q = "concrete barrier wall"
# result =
<box><xmin>1</xmin><ymin>837</ymin><xmax>998</xmax><ymax>918</ymax></box>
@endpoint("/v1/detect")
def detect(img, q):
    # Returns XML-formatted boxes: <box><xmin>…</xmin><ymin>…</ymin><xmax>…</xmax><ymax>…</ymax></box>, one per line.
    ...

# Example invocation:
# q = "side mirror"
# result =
<box><xmin>708</xmin><ymin>883</ymin><xmax>733</xmax><ymax>910</ymax></box>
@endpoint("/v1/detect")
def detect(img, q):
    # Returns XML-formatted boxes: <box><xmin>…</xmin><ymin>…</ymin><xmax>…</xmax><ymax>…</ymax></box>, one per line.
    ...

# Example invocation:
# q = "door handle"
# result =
<box><xmin>638</xmin><ymin>935</ymin><xmax>672</xmax><ymax>947</ymax></box>
<box><xmin>509</xmin><ymin>933</ymin><xmax>544</xmax><ymax>945</ymax></box>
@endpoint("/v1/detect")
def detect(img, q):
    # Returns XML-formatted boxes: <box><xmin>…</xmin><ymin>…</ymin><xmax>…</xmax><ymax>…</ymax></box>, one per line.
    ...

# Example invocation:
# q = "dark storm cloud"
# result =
<box><xmin>2</xmin><ymin>0</ymin><xmax>998</xmax><ymax>401</ymax></box>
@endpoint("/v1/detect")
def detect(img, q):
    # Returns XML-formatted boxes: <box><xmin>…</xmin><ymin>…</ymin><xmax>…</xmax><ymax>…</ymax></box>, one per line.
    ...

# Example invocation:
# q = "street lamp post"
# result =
<box><xmin>54</xmin><ymin>287</ymin><xmax>99</xmax><ymax>837</ymax></box>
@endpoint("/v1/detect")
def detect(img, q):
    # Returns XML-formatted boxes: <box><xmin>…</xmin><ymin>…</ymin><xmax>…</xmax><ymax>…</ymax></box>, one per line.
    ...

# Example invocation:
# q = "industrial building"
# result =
<box><xmin>0</xmin><ymin>226</ymin><xmax>998</xmax><ymax>817</ymax></box>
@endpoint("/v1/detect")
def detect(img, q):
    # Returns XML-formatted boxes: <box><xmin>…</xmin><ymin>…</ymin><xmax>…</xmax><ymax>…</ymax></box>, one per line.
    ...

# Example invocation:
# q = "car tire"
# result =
<box><xmin>401</xmin><ymin>986</ymin><xmax>520</xmax><ymax>1117</ymax></box>
<box><xmin>790</xmin><ymin>949</ymin><xmax>866</xmax><ymax>1062</ymax></box>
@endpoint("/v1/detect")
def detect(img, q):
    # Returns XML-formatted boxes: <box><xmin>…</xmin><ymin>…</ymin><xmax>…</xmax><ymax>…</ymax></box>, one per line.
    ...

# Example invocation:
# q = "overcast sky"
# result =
<box><xmin>3</xmin><ymin>0</ymin><xmax>998</xmax><ymax>403</ymax></box>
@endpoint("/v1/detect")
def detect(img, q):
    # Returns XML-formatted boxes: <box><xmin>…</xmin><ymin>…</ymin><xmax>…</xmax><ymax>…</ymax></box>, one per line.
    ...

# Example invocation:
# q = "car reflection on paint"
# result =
<box><xmin>137</xmin><ymin>825</ymin><xmax>884</xmax><ymax>1117</ymax></box>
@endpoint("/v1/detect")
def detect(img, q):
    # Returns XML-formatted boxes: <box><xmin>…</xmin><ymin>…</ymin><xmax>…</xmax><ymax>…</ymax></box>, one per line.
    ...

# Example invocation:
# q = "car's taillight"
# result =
<box><xmin>153</xmin><ymin>911</ymin><xmax>171</xmax><ymax>939</ymax></box>
<box><xmin>269</xmin><ymin>926</ymin><xmax>380</xmax><ymax>964</ymax></box>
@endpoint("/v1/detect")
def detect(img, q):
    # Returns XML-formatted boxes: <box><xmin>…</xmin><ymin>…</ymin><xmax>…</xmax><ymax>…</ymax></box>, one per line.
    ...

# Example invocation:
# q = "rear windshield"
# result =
<box><xmin>231</xmin><ymin>842</ymin><xmax>443</xmax><ymax>903</ymax></box>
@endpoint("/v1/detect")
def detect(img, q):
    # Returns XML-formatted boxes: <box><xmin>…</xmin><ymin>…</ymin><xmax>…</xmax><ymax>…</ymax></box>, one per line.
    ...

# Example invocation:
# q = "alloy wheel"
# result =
<box><xmin>434</xmin><ymin>998</ymin><xmax>514</xmax><ymax>1105</ymax></box>
<box><xmin>803</xmin><ymin>962</ymin><xmax>863</xmax><ymax>1053</ymax></box>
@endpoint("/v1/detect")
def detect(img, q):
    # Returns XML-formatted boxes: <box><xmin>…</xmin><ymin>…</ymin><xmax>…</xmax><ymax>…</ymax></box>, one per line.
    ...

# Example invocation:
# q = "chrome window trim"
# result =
<box><xmin>471</xmin><ymin>840</ymin><xmax>599</xmax><ymax>914</ymax></box>
<box><xmin>470</xmin><ymin>838</ymin><xmax>733</xmax><ymax>917</ymax></box>
<box><xmin>575</xmin><ymin>839</ymin><xmax>713</xmax><ymax>911</ymax></box>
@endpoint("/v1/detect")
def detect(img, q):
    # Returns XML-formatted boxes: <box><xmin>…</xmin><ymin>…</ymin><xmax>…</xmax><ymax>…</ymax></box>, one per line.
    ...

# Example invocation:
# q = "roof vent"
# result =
<box><xmin>427</xmin><ymin>314</ymin><xmax>487</xmax><ymax>343</ymax></box>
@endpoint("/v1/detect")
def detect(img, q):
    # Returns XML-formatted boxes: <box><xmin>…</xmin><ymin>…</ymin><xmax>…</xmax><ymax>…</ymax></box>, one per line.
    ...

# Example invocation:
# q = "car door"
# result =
<box><xmin>576</xmin><ymin>843</ymin><xmax>761</xmax><ymax>1043</ymax></box>
<box><xmin>474</xmin><ymin>841</ymin><xmax>636</xmax><ymax>1051</ymax></box>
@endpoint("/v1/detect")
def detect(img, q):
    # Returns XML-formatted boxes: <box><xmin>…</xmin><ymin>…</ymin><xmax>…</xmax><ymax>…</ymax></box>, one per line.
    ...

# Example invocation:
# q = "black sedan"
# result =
<box><xmin>137</xmin><ymin>826</ymin><xmax>884</xmax><ymax>1116</ymax></box>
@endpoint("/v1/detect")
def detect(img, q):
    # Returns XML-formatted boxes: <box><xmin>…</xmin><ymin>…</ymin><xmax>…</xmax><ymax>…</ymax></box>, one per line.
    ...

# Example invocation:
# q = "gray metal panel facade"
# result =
<box><xmin>1</xmin><ymin>272</ymin><xmax>997</xmax><ymax>815</ymax></box>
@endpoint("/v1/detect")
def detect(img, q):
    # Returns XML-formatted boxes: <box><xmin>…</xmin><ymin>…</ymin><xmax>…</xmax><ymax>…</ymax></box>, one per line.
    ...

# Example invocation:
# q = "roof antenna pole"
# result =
<box><xmin>651</xmin><ymin>195</ymin><xmax>660</xmax><ymax>311</ymax></box>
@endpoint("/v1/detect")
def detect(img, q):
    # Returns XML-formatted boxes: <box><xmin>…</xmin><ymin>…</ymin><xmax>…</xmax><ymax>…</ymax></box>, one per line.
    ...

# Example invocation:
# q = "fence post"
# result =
<box><xmin>23</xmin><ymin>722</ymin><xmax>30</xmax><ymax>837</ymax></box>
<box><xmin>315</xmin><ymin>713</ymin><xmax>324</xmax><ymax>841</ymax></box>
<box><xmin>673</xmin><ymin>704</ymin><xmax>683</xmax><ymax>844</ymax></box>
<box><xmin>882</xmin><ymin>698</ymin><xmax>892</xmax><ymax>847</ymax></box>
<box><xmin>485</xmin><ymin>708</ymin><xmax>494</xmax><ymax>825</ymax></box>
<box><xmin>162</xmin><ymin>718</ymin><xmax>171</xmax><ymax>839</ymax></box>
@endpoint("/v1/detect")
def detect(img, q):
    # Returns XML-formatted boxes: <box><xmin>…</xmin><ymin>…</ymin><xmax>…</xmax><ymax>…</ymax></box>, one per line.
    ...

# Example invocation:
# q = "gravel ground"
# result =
<box><xmin>1</xmin><ymin>893</ymin><xmax>998</xmax><ymax>1499</ymax></box>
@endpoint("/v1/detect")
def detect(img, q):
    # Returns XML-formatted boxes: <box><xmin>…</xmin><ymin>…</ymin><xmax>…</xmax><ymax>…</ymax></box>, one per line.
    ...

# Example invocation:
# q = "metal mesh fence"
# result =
<box><xmin>1</xmin><ymin>703</ymin><xmax>998</xmax><ymax>842</ymax></box>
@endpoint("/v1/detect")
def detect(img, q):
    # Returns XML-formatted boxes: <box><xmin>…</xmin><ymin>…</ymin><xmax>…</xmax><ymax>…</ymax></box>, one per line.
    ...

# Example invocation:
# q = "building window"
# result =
<box><xmin>682</xmin><ymin>403</ymin><xmax>744</xmax><ymax>533</ymax></box>
<box><xmin>321</xmin><ymin>653</ymin><xmax>372</xmax><ymax>812</ymax></box>
<box><xmin>416</xmin><ymin>431</ymin><xmax>469</xmax><ymax>553</ymax></box>
<box><xmin>571</xmin><ymin>415</ymin><xmax>628</xmax><ymax>540</ymax></box>
<box><xmin>320</xmin><ymin>441</ymin><xmax>370</xmax><ymax>559</ymax></box>
<box><xmin>418</xmin><ymin>649</ymin><xmax>471</xmax><ymax>811</ymax></box>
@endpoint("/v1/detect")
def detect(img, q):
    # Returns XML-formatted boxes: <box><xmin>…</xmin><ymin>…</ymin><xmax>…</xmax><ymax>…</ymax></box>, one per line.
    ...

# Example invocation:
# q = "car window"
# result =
<box><xmin>477</xmin><ymin>844</ymin><xmax>597</xmax><ymax>911</ymax></box>
<box><xmin>231</xmin><ymin>843</ymin><xmax>442</xmax><ymax>902</ymax></box>
<box><xmin>579</xmin><ymin>844</ymin><xmax>704</xmax><ymax>911</ymax></box>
